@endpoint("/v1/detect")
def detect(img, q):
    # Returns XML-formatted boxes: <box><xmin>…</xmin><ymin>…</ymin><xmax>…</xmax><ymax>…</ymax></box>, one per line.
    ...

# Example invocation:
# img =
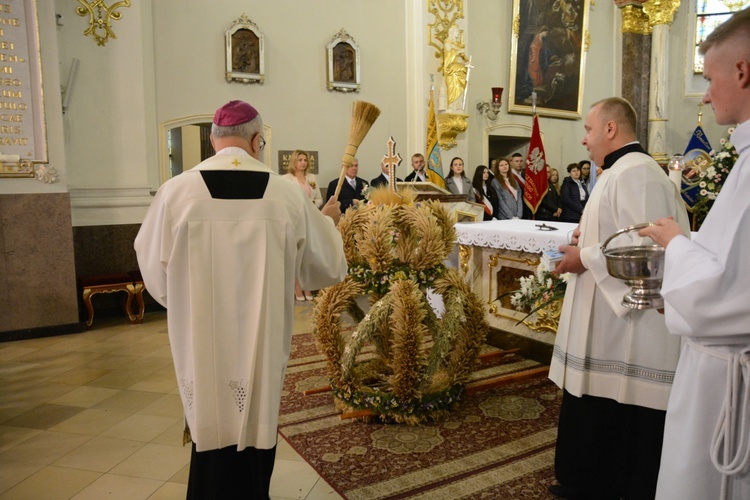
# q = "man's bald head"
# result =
<box><xmin>591</xmin><ymin>97</ymin><xmax>638</xmax><ymax>139</ymax></box>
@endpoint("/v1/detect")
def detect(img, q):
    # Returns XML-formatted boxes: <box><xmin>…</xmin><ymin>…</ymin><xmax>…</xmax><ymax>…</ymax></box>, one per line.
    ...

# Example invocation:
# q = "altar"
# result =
<box><xmin>455</xmin><ymin>219</ymin><xmax>577</xmax><ymax>349</ymax></box>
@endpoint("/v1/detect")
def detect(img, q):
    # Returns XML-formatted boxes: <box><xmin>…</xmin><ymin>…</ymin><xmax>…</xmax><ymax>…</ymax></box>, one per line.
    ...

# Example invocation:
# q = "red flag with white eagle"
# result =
<box><xmin>524</xmin><ymin>114</ymin><xmax>548</xmax><ymax>216</ymax></box>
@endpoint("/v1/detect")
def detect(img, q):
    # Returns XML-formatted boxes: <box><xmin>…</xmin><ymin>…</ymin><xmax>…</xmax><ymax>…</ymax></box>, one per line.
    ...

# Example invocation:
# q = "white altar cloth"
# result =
<box><xmin>455</xmin><ymin>219</ymin><xmax>578</xmax><ymax>253</ymax></box>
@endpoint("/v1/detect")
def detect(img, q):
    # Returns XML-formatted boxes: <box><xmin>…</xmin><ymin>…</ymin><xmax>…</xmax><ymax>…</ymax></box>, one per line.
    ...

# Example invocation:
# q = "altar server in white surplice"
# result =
<box><xmin>134</xmin><ymin>100</ymin><xmax>347</xmax><ymax>499</ymax></box>
<box><xmin>547</xmin><ymin>97</ymin><xmax>690</xmax><ymax>500</ymax></box>
<box><xmin>641</xmin><ymin>10</ymin><xmax>750</xmax><ymax>500</ymax></box>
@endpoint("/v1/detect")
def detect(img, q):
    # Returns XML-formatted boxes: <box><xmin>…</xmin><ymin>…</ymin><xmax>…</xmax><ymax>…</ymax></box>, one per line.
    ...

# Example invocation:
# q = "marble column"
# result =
<box><xmin>617</xmin><ymin>3</ymin><xmax>652</xmax><ymax>147</ymax></box>
<box><xmin>642</xmin><ymin>0</ymin><xmax>682</xmax><ymax>163</ymax></box>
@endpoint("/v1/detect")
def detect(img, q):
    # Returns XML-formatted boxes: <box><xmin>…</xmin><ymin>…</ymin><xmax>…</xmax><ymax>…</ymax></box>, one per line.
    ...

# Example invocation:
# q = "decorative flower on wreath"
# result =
<box><xmin>313</xmin><ymin>186</ymin><xmax>489</xmax><ymax>425</ymax></box>
<box><xmin>694</xmin><ymin>127</ymin><xmax>738</xmax><ymax>225</ymax></box>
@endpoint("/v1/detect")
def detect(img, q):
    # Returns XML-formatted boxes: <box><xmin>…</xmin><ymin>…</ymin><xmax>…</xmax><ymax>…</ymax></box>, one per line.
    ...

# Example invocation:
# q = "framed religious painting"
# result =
<box><xmin>326</xmin><ymin>29</ymin><xmax>360</xmax><ymax>92</ymax></box>
<box><xmin>225</xmin><ymin>14</ymin><xmax>265</xmax><ymax>84</ymax></box>
<box><xmin>508</xmin><ymin>0</ymin><xmax>590</xmax><ymax>120</ymax></box>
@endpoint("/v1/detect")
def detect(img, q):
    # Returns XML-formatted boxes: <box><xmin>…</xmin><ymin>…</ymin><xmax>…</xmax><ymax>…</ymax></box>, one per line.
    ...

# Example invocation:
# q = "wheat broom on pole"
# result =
<box><xmin>331</xmin><ymin>100</ymin><xmax>381</xmax><ymax>201</ymax></box>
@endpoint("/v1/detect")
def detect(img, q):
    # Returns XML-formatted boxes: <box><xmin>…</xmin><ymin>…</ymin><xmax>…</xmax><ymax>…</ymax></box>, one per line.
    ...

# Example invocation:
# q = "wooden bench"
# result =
<box><xmin>78</xmin><ymin>271</ymin><xmax>146</xmax><ymax>327</ymax></box>
<box><xmin>128</xmin><ymin>270</ymin><xmax>146</xmax><ymax>324</ymax></box>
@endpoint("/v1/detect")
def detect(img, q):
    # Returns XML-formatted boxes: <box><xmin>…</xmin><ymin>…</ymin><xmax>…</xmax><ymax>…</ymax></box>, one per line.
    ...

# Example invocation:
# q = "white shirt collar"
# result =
<box><xmin>215</xmin><ymin>147</ymin><xmax>250</xmax><ymax>157</ymax></box>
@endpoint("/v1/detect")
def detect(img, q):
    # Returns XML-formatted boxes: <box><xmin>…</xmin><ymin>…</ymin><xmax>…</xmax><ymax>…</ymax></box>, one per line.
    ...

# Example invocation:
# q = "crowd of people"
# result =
<box><xmin>132</xmin><ymin>11</ymin><xmax>750</xmax><ymax>498</ymax></box>
<box><xmin>278</xmin><ymin>143</ymin><xmax>600</xmax><ymax>227</ymax></box>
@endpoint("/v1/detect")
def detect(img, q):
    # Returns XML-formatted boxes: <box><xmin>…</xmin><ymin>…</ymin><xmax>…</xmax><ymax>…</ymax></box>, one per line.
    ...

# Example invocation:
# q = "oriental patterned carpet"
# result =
<box><xmin>278</xmin><ymin>333</ymin><xmax>561</xmax><ymax>499</ymax></box>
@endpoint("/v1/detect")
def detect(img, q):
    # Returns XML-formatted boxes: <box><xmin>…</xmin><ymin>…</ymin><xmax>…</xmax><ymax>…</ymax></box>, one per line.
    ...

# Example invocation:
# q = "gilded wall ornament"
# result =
<box><xmin>643</xmin><ymin>0</ymin><xmax>681</xmax><ymax>27</ymax></box>
<box><xmin>620</xmin><ymin>4</ymin><xmax>652</xmax><ymax>35</ymax></box>
<box><xmin>76</xmin><ymin>0</ymin><xmax>130</xmax><ymax>46</ymax></box>
<box><xmin>436</xmin><ymin>112</ymin><xmax>468</xmax><ymax>150</ymax></box>
<box><xmin>427</xmin><ymin>0</ymin><xmax>464</xmax><ymax>67</ymax></box>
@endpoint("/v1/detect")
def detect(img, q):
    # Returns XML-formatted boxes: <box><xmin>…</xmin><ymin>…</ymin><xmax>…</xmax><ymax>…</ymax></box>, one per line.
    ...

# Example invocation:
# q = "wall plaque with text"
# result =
<box><xmin>0</xmin><ymin>0</ymin><xmax>46</xmax><ymax>178</ymax></box>
<box><xmin>277</xmin><ymin>150</ymin><xmax>319</xmax><ymax>175</ymax></box>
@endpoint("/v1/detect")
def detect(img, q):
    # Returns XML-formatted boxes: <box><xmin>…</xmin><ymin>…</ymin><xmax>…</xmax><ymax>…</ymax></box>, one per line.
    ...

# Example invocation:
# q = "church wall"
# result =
<box><xmin>464</xmin><ymin>1</ymin><xmax>727</xmax><ymax>174</ymax></box>
<box><xmin>151</xmin><ymin>0</ymin><xmax>409</xmax><ymax>190</ymax></box>
<box><xmin>464</xmin><ymin>0</ymin><xmax>620</xmax><ymax>172</ymax></box>
<box><xmin>0</xmin><ymin>2</ymin><xmax>80</xmax><ymax>339</ymax></box>
<box><xmin>666</xmin><ymin>3</ymin><xmax>727</xmax><ymax>152</ymax></box>
<box><xmin>55</xmin><ymin>0</ymin><xmax>156</xmax><ymax>227</ymax></box>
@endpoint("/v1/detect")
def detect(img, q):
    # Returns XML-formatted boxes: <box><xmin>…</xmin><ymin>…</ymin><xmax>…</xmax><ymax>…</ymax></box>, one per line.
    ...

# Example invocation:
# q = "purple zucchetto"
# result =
<box><xmin>213</xmin><ymin>100</ymin><xmax>259</xmax><ymax>127</ymax></box>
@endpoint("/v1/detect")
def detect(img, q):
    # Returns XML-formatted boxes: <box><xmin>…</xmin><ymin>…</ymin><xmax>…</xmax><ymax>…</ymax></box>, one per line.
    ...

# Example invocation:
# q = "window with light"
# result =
<box><xmin>693</xmin><ymin>1</ymin><xmax>749</xmax><ymax>73</ymax></box>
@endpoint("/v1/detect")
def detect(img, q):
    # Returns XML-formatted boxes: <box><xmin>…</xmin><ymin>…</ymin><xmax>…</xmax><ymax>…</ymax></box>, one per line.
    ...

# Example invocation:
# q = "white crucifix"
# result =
<box><xmin>382</xmin><ymin>136</ymin><xmax>402</xmax><ymax>192</ymax></box>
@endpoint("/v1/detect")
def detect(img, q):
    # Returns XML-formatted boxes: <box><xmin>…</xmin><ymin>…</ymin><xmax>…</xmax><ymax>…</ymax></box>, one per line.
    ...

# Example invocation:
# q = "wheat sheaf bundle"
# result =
<box><xmin>332</xmin><ymin>101</ymin><xmax>381</xmax><ymax>201</ymax></box>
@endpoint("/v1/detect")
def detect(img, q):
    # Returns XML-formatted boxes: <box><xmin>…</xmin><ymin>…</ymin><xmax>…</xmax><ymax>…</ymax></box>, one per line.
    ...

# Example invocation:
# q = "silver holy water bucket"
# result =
<box><xmin>601</xmin><ymin>223</ymin><xmax>665</xmax><ymax>310</ymax></box>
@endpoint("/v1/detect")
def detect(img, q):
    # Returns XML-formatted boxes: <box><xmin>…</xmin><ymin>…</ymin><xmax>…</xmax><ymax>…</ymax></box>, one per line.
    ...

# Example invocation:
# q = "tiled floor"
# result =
<box><xmin>0</xmin><ymin>303</ymin><xmax>342</xmax><ymax>500</ymax></box>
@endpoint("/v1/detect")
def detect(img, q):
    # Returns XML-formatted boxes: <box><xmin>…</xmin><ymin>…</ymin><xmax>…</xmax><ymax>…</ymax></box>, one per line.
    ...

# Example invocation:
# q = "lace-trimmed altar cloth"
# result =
<box><xmin>455</xmin><ymin>219</ymin><xmax>577</xmax><ymax>253</ymax></box>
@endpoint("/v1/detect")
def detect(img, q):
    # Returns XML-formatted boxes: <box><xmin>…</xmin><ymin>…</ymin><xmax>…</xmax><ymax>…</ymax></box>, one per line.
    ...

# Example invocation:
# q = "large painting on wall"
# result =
<box><xmin>508</xmin><ymin>0</ymin><xmax>590</xmax><ymax>120</ymax></box>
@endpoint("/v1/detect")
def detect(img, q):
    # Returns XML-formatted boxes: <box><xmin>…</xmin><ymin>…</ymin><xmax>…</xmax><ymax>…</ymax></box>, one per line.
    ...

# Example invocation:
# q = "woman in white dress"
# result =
<box><xmin>282</xmin><ymin>150</ymin><xmax>323</xmax><ymax>301</ymax></box>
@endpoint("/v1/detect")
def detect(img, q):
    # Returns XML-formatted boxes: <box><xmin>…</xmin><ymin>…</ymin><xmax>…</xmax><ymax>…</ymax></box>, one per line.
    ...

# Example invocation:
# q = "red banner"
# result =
<box><xmin>524</xmin><ymin>114</ymin><xmax>548</xmax><ymax>215</ymax></box>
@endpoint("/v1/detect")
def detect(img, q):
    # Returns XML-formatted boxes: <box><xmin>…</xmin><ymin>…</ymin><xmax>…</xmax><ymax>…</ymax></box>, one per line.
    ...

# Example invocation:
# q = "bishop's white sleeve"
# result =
<box><xmin>295</xmin><ymin>198</ymin><xmax>347</xmax><ymax>291</ymax></box>
<box><xmin>134</xmin><ymin>189</ymin><xmax>172</xmax><ymax>308</ymax></box>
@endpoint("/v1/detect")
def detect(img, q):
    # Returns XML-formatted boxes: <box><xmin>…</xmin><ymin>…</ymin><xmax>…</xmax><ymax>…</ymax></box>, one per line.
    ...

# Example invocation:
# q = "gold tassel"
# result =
<box><xmin>182</xmin><ymin>419</ymin><xmax>192</xmax><ymax>446</ymax></box>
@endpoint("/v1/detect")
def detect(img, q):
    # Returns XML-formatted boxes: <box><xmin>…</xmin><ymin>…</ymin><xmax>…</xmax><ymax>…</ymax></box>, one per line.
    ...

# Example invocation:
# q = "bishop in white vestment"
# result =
<box><xmin>135</xmin><ymin>101</ymin><xmax>347</xmax><ymax>498</ymax></box>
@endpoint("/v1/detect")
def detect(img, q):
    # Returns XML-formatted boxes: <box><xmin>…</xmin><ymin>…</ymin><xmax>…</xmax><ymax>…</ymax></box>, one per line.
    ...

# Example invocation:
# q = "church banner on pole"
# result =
<box><xmin>425</xmin><ymin>89</ymin><xmax>445</xmax><ymax>189</ymax></box>
<box><xmin>680</xmin><ymin>125</ymin><xmax>713</xmax><ymax>211</ymax></box>
<box><xmin>524</xmin><ymin>114</ymin><xmax>548</xmax><ymax>214</ymax></box>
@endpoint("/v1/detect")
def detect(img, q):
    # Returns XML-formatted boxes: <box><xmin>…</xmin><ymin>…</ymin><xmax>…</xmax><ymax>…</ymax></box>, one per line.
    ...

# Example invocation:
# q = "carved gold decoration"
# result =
<box><xmin>427</xmin><ymin>0</ymin><xmax>465</xmax><ymax>64</ymax></box>
<box><xmin>0</xmin><ymin>158</ymin><xmax>33</xmax><ymax>178</ymax></box>
<box><xmin>642</xmin><ymin>0</ymin><xmax>681</xmax><ymax>27</ymax></box>
<box><xmin>76</xmin><ymin>0</ymin><xmax>131</xmax><ymax>46</ymax></box>
<box><xmin>513</xmin><ymin>15</ymin><xmax>520</xmax><ymax>36</ymax></box>
<box><xmin>584</xmin><ymin>30</ymin><xmax>591</xmax><ymax>51</ymax></box>
<box><xmin>436</xmin><ymin>113</ymin><xmax>468</xmax><ymax>150</ymax></box>
<box><xmin>722</xmin><ymin>0</ymin><xmax>749</xmax><ymax>11</ymax></box>
<box><xmin>491</xmin><ymin>254</ymin><xmax>540</xmax><ymax>267</ymax></box>
<box><xmin>487</xmin><ymin>252</ymin><xmax>559</xmax><ymax>332</ymax></box>
<box><xmin>620</xmin><ymin>4</ymin><xmax>652</xmax><ymax>34</ymax></box>
<box><xmin>459</xmin><ymin>244</ymin><xmax>471</xmax><ymax>277</ymax></box>
<box><xmin>441</xmin><ymin>24</ymin><xmax>469</xmax><ymax>109</ymax></box>
<box><xmin>521</xmin><ymin>299</ymin><xmax>562</xmax><ymax>333</ymax></box>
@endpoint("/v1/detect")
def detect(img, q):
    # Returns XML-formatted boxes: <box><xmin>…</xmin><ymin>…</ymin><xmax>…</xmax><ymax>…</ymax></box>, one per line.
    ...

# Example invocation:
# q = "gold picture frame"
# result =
<box><xmin>326</xmin><ymin>29</ymin><xmax>360</xmax><ymax>92</ymax></box>
<box><xmin>508</xmin><ymin>0</ymin><xmax>590</xmax><ymax>120</ymax></box>
<box><xmin>225</xmin><ymin>14</ymin><xmax>264</xmax><ymax>84</ymax></box>
<box><xmin>455</xmin><ymin>209</ymin><xmax>479</xmax><ymax>223</ymax></box>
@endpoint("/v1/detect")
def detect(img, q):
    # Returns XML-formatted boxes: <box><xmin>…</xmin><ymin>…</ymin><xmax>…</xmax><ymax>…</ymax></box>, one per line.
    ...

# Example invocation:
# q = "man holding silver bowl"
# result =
<box><xmin>547</xmin><ymin>97</ymin><xmax>690</xmax><ymax>499</ymax></box>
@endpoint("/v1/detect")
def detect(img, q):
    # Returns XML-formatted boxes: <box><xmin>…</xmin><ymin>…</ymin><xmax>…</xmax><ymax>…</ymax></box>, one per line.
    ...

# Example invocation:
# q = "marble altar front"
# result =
<box><xmin>455</xmin><ymin>219</ymin><xmax>578</xmax><ymax>346</ymax></box>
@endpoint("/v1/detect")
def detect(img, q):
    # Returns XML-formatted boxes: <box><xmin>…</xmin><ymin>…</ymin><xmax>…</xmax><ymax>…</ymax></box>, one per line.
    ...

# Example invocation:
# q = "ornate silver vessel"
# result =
<box><xmin>601</xmin><ymin>223</ymin><xmax>665</xmax><ymax>310</ymax></box>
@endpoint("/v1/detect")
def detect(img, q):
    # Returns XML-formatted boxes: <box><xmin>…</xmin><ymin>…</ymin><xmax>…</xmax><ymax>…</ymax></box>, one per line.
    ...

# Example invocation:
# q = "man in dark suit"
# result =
<box><xmin>404</xmin><ymin>153</ymin><xmax>427</xmax><ymax>182</ymax></box>
<box><xmin>326</xmin><ymin>158</ymin><xmax>368</xmax><ymax>213</ymax></box>
<box><xmin>370</xmin><ymin>160</ymin><xmax>402</xmax><ymax>188</ymax></box>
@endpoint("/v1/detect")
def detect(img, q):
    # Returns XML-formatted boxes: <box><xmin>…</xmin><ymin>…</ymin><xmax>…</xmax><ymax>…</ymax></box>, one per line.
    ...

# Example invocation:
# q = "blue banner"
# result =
<box><xmin>681</xmin><ymin>126</ymin><xmax>713</xmax><ymax>210</ymax></box>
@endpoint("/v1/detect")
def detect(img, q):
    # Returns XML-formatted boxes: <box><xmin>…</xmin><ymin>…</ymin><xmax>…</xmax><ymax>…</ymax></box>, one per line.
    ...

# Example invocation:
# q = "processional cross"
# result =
<box><xmin>382</xmin><ymin>136</ymin><xmax>402</xmax><ymax>193</ymax></box>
